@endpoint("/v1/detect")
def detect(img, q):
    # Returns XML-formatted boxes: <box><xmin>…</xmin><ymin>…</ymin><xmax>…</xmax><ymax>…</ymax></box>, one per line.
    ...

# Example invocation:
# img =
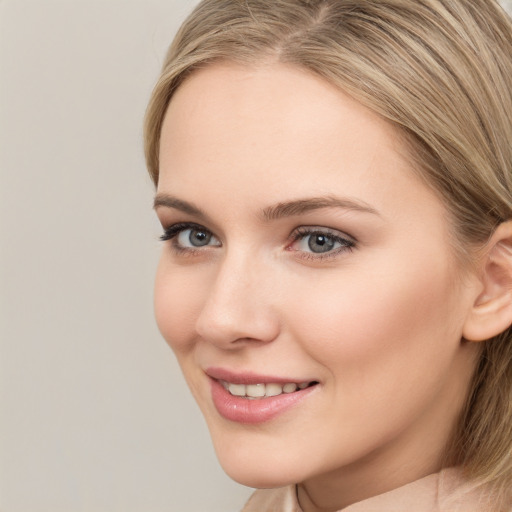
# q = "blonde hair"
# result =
<box><xmin>144</xmin><ymin>0</ymin><xmax>512</xmax><ymax>506</ymax></box>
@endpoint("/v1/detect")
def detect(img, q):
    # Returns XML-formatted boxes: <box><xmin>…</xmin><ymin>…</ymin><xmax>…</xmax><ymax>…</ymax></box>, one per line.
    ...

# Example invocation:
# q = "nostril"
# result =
<box><xmin>195</xmin><ymin>300</ymin><xmax>281</xmax><ymax>348</ymax></box>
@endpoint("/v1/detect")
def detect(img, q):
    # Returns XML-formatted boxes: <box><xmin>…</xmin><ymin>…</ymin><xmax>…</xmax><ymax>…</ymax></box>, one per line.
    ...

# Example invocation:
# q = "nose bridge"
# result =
<box><xmin>195</xmin><ymin>246</ymin><xmax>279</xmax><ymax>346</ymax></box>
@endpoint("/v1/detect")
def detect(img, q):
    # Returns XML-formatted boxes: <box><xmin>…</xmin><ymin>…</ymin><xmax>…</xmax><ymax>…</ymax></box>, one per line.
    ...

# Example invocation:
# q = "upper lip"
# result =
<box><xmin>205</xmin><ymin>367</ymin><xmax>317</xmax><ymax>385</ymax></box>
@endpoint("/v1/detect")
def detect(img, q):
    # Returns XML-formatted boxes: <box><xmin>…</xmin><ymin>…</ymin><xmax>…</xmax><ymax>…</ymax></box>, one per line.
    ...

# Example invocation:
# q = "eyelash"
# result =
<box><xmin>159</xmin><ymin>222</ymin><xmax>216</xmax><ymax>256</ymax></box>
<box><xmin>289</xmin><ymin>226</ymin><xmax>356</xmax><ymax>260</ymax></box>
<box><xmin>160</xmin><ymin>222</ymin><xmax>356</xmax><ymax>260</ymax></box>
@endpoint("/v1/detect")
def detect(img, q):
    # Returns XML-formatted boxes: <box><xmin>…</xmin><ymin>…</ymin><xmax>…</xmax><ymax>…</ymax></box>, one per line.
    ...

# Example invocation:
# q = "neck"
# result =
<box><xmin>297</xmin><ymin>449</ymin><xmax>443</xmax><ymax>512</ymax></box>
<box><xmin>296</xmin><ymin>403</ymin><xmax>457</xmax><ymax>512</ymax></box>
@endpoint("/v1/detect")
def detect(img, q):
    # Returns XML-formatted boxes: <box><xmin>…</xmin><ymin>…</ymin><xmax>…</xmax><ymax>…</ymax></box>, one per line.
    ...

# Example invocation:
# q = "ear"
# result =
<box><xmin>463</xmin><ymin>221</ymin><xmax>512</xmax><ymax>342</ymax></box>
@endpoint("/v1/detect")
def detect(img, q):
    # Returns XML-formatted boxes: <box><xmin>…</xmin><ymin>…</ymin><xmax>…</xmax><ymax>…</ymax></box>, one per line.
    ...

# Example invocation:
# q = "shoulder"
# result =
<box><xmin>343</xmin><ymin>468</ymin><xmax>501</xmax><ymax>512</ymax></box>
<box><xmin>438</xmin><ymin>467</ymin><xmax>506</xmax><ymax>512</ymax></box>
<box><xmin>241</xmin><ymin>485</ymin><xmax>301</xmax><ymax>512</ymax></box>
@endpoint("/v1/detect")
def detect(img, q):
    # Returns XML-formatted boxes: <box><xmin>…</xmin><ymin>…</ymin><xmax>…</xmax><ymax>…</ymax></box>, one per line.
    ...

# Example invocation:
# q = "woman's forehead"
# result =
<box><xmin>158</xmin><ymin>62</ymin><xmax>440</xmax><ymax>220</ymax></box>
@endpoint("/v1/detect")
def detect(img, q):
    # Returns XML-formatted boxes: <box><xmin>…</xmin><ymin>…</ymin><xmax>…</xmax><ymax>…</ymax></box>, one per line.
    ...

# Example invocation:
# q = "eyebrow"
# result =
<box><xmin>153</xmin><ymin>194</ymin><xmax>207</xmax><ymax>219</ymax></box>
<box><xmin>153</xmin><ymin>193</ymin><xmax>380</xmax><ymax>220</ymax></box>
<box><xmin>261</xmin><ymin>196</ymin><xmax>379</xmax><ymax>220</ymax></box>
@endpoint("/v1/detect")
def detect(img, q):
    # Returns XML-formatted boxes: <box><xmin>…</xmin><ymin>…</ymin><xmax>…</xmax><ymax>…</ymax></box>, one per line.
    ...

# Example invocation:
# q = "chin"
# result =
<box><xmin>211</xmin><ymin>433</ymin><xmax>304</xmax><ymax>489</ymax></box>
<box><xmin>221</xmin><ymin>459</ymin><xmax>299</xmax><ymax>489</ymax></box>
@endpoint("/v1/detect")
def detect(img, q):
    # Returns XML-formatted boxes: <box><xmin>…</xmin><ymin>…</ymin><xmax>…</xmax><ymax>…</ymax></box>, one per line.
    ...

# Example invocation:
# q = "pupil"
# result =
<box><xmin>308</xmin><ymin>234</ymin><xmax>335</xmax><ymax>253</ymax></box>
<box><xmin>190</xmin><ymin>230</ymin><xmax>210</xmax><ymax>247</ymax></box>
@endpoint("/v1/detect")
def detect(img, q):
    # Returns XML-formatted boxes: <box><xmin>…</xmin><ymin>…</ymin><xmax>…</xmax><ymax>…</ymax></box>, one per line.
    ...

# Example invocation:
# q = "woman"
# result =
<box><xmin>144</xmin><ymin>1</ymin><xmax>512</xmax><ymax>510</ymax></box>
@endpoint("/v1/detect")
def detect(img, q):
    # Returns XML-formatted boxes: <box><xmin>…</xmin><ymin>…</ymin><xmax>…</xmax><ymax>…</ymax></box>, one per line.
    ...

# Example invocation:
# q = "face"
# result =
<box><xmin>154</xmin><ymin>63</ymin><xmax>481</xmax><ymax>497</ymax></box>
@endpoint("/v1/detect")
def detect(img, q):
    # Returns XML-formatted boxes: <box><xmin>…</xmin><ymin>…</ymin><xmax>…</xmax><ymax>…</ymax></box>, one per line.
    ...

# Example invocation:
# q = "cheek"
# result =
<box><xmin>154</xmin><ymin>258</ymin><xmax>204</xmax><ymax>354</ymax></box>
<box><xmin>285</xmin><ymin>253</ymin><xmax>463</xmax><ymax>382</ymax></box>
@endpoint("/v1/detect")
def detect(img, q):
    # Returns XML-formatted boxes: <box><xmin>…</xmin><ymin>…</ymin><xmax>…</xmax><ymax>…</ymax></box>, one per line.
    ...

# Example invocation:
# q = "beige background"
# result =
<box><xmin>1</xmin><ymin>1</ymin><xmax>512</xmax><ymax>511</ymax></box>
<box><xmin>0</xmin><ymin>1</ymin><xmax>251</xmax><ymax>511</ymax></box>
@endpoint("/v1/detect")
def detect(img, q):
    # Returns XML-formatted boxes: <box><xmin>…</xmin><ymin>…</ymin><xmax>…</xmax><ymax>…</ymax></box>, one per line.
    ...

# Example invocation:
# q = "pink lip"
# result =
<box><xmin>206</xmin><ymin>367</ymin><xmax>318</xmax><ymax>424</ymax></box>
<box><xmin>206</xmin><ymin>367</ymin><xmax>313</xmax><ymax>385</ymax></box>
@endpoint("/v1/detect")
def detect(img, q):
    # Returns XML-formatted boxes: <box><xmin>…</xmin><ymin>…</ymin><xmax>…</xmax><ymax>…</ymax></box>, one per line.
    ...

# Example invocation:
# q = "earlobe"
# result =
<box><xmin>463</xmin><ymin>221</ymin><xmax>512</xmax><ymax>342</ymax></box>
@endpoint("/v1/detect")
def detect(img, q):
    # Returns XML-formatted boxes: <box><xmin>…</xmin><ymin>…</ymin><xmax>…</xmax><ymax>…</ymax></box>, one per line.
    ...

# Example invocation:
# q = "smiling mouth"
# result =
<box><xmin>219</xmin><ymin>380</ymin><xmax>318</xmax><ymax>399</ymax></box>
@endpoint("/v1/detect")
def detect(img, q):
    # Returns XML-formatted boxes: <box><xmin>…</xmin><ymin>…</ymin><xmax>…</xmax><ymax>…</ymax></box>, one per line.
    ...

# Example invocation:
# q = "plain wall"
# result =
<box><xmin>0</xmin><ymin>1</ymin><xmax>252</xmax><ymax>511</ymax></box>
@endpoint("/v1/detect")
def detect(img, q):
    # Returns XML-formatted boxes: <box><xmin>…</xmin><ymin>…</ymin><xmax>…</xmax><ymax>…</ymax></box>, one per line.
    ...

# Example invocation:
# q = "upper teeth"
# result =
<box><xmin>222</xmin><ymin>381</ymin><xmax>310</xmax><ymax>398</ymax></box>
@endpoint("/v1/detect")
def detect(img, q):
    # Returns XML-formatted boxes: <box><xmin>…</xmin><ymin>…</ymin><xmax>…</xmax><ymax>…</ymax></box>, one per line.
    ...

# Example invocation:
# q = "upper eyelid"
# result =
<box><xmin>162</xmin><ymin>222</ymin><xmax>354</xmax><ymax>237</ymax></box>
<box><xmin>161</xmin><ymin>221</ymin><xmax>214</xmax><ymax>233</ymax></box>
<box><xmin>160</xmin><ymin>222</ymin><xmax>217</xmax><ymax>241</ymax></box>
<box><xmin>157</xmin><ymin>212</ymin><xmax>223</xmax><ymax>237</ymax></box>
<box><xmin>291</xmin><ymin>225</ymin><xmax>357</xmax><ymax>242</ymax></box>
<box><xmin>163</xmin><ymin>221</ymin><xmax>209</xmax><ymax>230</ymax></box>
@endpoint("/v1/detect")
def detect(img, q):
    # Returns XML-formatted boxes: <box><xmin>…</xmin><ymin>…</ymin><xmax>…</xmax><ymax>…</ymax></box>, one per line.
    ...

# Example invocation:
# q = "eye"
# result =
<box><xmin>160</xmin><ymin>222</ymin><xmax>221</xmax><ymax>250</ymax></box>
<box><xmin>289</xmin><ymin>227</ymin><xmax>355</xmax><ymax>257</ymax></box>
<box><xmin>177</xmin><ymin>227</ymin><xmax>215</xmax><ymax>248</ymax></box>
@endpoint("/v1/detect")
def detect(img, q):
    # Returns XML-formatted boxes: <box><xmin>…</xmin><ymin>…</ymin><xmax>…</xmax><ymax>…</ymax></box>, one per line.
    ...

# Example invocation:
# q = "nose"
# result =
<box><xmin>195</xmin><ymin>251</ymin><xmax>280</xmax><ymax>348</ymax></box>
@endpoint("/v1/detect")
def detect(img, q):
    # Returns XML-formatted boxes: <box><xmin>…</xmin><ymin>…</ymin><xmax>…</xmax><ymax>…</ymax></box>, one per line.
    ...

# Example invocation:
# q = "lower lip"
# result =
<box><xmin>210</xmin><ymin>379</ymin><xmax>317</xmax><ymax>424</ymax></box>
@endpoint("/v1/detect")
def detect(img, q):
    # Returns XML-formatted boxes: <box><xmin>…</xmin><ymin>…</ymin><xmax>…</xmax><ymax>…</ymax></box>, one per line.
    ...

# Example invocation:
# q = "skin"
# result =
<box><xmin>154</xmin><ymin>62</ymin><xmax>482</xmax><ymax>512</ymax></box>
